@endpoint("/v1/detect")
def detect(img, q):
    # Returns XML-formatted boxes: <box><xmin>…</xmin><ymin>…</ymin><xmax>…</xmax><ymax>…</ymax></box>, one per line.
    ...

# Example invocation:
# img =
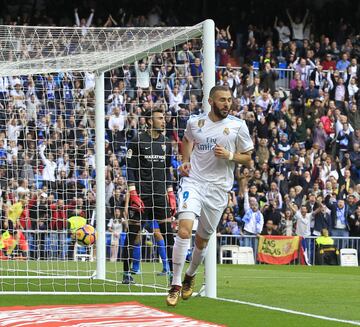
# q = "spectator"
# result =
<box><xmin>349</xmin><ymin>205</ymin><xmax>360</xmax><ymax>236</ymax></box>
<box><xmin>325</xmin><ymin>195</ymin><xmax>350</xmax><ymax>241</ymax></box>
<box><xmin>292</xmin><ymin>57</ymin><xmax>316</xmax><ymax>86</ymax></box>
<box><xmin>259</xmin><ymin>62</ymin><xmax>278</xmax><ymax>94</ymax></box>
<box><xmin>260</xmin><ymin>219</ymin><xmax>280</xmax><ymax>235</ymax></box>
<box><xmin>108</xmin><ymin>207</ymin><xmax>125</xmax><ymax>262</ymax></box>
<box><xmin>336</xmin><ymin>53</ymin><xmax>350</xmax><ymax>72</ymax></box>
<box><xmin>135</xmin><ymin>56</ymin><xmax>154</xmax><ymax>90</ymax></box>
<box><xmin>242</xmin><ymin>188</ymin><xmax>264</xmax><ymax>247</ymax></box>
<box><xmin>286</xmin><ymin>8</ymin><xmax>309</xmax><ymax>48</ymax></box>
<box><xmin>294</xmin><ymin>205</ymin><xmax>312</xmax><ymax>237</ymax></box>
<box><xmin>274</xmin><ymin>17</ymin><xmax>291</xmax><ymax>45</ymax></box>
<box><xmin>74</xmin><ymin>8</ymin><xmax>94</xmax><ymax>36</ymax></box>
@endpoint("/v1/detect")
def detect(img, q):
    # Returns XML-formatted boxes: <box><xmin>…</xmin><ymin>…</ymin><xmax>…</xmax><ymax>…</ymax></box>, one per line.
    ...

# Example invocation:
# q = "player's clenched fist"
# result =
<box><xmin>179</xmin><ymin>162</ymin><xmax>191</xmax><ymax>176</ymax></box>
<box><xmin>214</xmin><ymin>144</ymin><xmax>231</xmax><ymax>159</ymax></box>
<box><xmin>129</xmin><ymin>188</ymin><xmax>145</xmax><ymax>213</ymax></box>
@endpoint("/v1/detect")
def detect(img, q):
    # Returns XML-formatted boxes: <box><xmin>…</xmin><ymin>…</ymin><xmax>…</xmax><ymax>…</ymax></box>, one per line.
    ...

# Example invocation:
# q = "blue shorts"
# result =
<box><xmin>141</xmin><ymin>220</ymin><xmax>160</xmax><ymax>232</ymax></box>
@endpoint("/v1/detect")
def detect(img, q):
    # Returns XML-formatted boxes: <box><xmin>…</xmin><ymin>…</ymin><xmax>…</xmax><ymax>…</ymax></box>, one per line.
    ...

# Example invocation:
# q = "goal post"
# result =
<box><xmin>202</xmin><ymin>19</ymin><xmax>216</xmax><ymax>299</ymax></box>
<box><xmin>0</xmin><ymin>19</ymin><xmax>216</xmax><ymax>296</ymax></box>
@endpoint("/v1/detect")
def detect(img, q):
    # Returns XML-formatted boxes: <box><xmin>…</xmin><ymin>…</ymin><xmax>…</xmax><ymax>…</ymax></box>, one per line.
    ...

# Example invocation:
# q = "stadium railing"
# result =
<box><xmin>216</xmin><ymin>65</ymin><xmax>295</xmax><ymax>90</ymax></box>
<box><xmin>217</xmin><ymin>235</ymin><xmax>360</xmax><ymax>266</ymax></box>
<box><xmin>5</xmin><ymin>230</ymin><xmax>360</xmax><ymax>266</ymax></box>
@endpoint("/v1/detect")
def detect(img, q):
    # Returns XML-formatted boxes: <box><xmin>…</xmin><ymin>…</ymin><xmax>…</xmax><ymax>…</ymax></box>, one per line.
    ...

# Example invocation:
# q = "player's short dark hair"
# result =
<box><xmin>144</xmin><ymin>107</ymin><xmax>165</xmax><ymax>125</ymax></box>
<box><xmin>209</xmin><ymin>85</ymin><xmax>231</xmax><ymax>98</ymax></box>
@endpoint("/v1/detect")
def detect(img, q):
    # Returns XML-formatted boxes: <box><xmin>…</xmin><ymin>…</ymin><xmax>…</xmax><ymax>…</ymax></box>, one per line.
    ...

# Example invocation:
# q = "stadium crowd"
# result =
<box><xmin>0</xmin><ymin>0</ymin><xmax>360</xmax><ymax>263</ymax></box>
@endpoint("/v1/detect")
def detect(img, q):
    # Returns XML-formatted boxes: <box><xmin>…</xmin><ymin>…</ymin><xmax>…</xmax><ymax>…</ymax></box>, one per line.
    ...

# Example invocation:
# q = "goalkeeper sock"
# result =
<box><xmin>156</xmin><ymin>239</ymin><xmax>168</xmax><ymax>271</ymax></box>
<box><xmin>132</xmin><ymin>244</ymin><xmax>141</xmax><ymax>272</ymax></box>
<box><xmin>186</xmin><ymin>244</ymin><xmax>207</xmax><ymax>277</ymax></box>
<box><xmin>172</xmin><ymin>235</ymin><xmax>190</xmax><ymax>286</ymax></box>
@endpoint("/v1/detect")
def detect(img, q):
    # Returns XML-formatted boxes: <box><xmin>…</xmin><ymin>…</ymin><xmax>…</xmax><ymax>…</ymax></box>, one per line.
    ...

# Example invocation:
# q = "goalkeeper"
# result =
<box><xmin>67</xmin><ymin>214</ymin><xmax>87</xmax><ymax>259</ymax></box>
<box><xmin>123</xmin><ymin>108</ymin><xmax>176</xmax><ymax>284</ymax></box>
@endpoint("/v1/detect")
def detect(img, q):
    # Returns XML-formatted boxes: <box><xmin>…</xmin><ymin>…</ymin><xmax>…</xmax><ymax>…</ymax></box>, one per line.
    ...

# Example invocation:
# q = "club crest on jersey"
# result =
<box><xmin>197</xmin><ymin>119</ymin><xmax>205</xmax><ymax>132</ymax></box>
<box><xmin>126</xmin><ymin>149</ymin><xmax>133</xmax><ymax>159</ymax></box>
<box><xmin>182</xmin><ymin>203</ymin><xmax>187</xmax><ymax>209</ymax></box>
<box><xmin>223</xmin><ymin>127</ymin><xmax>230</xmax><ymax>135</ymax></box>
<box><xmin>161</xmin><ymin>144</ymin><xmax>166</xmax><ymax>152</ymax></box>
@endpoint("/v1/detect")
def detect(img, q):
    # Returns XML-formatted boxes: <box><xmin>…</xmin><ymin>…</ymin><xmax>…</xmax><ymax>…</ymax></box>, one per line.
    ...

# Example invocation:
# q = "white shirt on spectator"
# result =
<box><xmin>7</xmin><ymin>124</ymin><xmax>22</xmax><ymax>143</ymax></box>
<box><xmin>290</xmin><ymin>22</ymin><xmax>305</xmax><ymax>41</ymax></box>
<box><xmin>108</xmin><ymin>111</ymin><xmax>126</xmax><ymax>132</ymax></box>
<box><xmin>135</xmin><ymin>59</ymin><xmax>153</xmax><ymax>89</ymax></box>
<box><xmin>39</xmin><ymin>144</ymin><xmax>57</xmax><ymax>182</ymax></box>
<box><xmin>243</xmin><ymin>192</ymin><xmax>264</xmax><ymax>234</ymax></box>
<box><xmin>75</xmin><ymin>11</ymin><xmax>94</xmax><ymax>36</ymax></box>
<box><xmin>7</xmin><ymin>145</ymin><xmax>18</xmax><ymax>164</ymax></box>
<box><xmin>0</xmin><ymin>77</ymin><xmax>9</xmax><ymax>94</ymax></box>
<box><xmin>107</xmin><ymin>93</ymin><xmax>124</xmax><ymax>114</ymax></box>
<box><xmin>84</xmin><ymin>72</ymin><xmax>95</xmax><ymax>91</ymax></box>
<box><xmin>166</xmin><ymin>85</ymin><xmax>184</xmax><ymax>110</ymax></box>
<box><xmin>57</xmin><ymin>158</ymin><xmax>70</xmax><ymax>177</ymax></box>
<box><xmin>108</xmin><ymin>218</ymin><xmax>124</xmax><ymax>233</ymax></box>
<box><xmin>294</xmin><ymin>211</ymin><xmax>311</xmax><ymax>237</ymax></box>
<box><xmin>10</xmin><ymin>89</ymin><xmax>26</xmax><ymax>109</ymax></box>
<box><xmin>335</xmin><ymin>85</ymin><xmax>345</xmax><ymax>101</ymax></box>
<box><xmin>275</xmin><ymin>26</ymin><xmax>291</xmax><ymax>44</ymax></box>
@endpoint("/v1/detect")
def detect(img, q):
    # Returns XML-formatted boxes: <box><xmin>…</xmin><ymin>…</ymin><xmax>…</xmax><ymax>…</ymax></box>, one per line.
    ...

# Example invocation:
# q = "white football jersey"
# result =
<box><xmin>184</xmin><ymin>113</ymin><xmax>254</xmax><ymax>191</ymax></box>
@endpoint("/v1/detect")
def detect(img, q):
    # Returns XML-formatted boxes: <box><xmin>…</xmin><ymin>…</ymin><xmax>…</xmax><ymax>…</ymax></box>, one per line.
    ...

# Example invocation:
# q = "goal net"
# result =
<box><xmin>0</xmin><ymin>21</ymin><xmax>216</xmax><ymax>295</ymax></box>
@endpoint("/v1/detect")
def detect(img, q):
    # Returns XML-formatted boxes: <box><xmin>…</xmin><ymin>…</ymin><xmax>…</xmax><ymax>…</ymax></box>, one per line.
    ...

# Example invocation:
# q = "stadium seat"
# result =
<box><xmin>278</xmin><ymin>62</ymin><xmax>287</xmax><ymax>79</ymax></box>
<box><xmin>234</xmin><ymin>246</ymin><xmax>255</xmax><ymax>265</ymax></box>
<box><xmin>340</xmin><ymin>249</ymin><xmax>358</xmax><ymax>267</ymax></box>
<box><xmin>220</xmin><ymin>245</ymin><xmax>241</xmax><ymax>264</ymax></box>
<box><xmin>252</xmin><ymin>61</ymin><xmax>260</xmax><ymax>70</ymax></box>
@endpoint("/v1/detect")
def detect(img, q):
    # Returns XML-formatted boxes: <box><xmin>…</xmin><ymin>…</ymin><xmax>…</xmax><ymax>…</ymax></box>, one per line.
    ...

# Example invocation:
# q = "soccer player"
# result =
<box><xmin>67</xmin><ymin>214</ymin><xmax>87</xmax><ymax>259</ymax></box>
<box><xmin>123</xmin><ymin>108</ymin><xmax>176</xmax><ymax>284</ymax></box>
<box><xmin>166</xmin><ymin>85</ymin><xmax>253</xmax><ymax>306</ymax></box>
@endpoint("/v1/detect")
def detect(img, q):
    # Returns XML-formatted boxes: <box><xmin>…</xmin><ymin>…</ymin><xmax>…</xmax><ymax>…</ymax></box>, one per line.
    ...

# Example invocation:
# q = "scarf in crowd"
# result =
<box><xmin>336</xmin><ymin>206</ymin><xmax>346</xmax><ymax>225</ymax></box>
<box><xmin>242</xmin><ymin>208</ymin><xmax>262</xmax><ymax>225</ymax></box>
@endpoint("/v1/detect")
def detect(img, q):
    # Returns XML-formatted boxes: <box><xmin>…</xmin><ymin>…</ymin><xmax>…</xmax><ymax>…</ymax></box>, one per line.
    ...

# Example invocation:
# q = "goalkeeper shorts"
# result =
<box><xmin>177</xmin><ymin>177</ymin><xmax>228</xmax><ymax>239</ymax></box>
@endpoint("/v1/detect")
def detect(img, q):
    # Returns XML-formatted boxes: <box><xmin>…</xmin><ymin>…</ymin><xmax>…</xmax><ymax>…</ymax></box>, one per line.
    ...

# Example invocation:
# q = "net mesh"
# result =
<box><xmin>0</xmin><ymin>24</ymin><xmax>203</xmax><ymax>76</ymax></box>
<box><xmin>0</xmin><ymin>23</ymin><xmax>205</xmax><ymax>294</ymax></box>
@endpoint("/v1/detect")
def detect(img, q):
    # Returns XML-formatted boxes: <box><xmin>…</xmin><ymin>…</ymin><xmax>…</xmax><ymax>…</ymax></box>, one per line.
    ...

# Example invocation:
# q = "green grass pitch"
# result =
<box><xmin>0</xmin><ymin>262</ymin><xmax>359</xmax><ymax>326</ymax></box>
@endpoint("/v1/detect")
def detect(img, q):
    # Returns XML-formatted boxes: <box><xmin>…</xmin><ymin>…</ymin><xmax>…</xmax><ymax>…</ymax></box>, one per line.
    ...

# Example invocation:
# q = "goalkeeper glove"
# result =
<box><xmin>167</xmin><ymin>190</ymin><xmax>177</xmax><ymax>216</ymax></box>
<box><xmin>129</xmin><ymin>189</ymin><xmax>145</xmax><ymax>213</ymax></box>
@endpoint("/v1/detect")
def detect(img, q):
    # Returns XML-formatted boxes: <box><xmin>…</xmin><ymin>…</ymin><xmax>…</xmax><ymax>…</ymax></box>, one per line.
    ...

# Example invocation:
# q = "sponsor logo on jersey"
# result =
<box><xmin>196</xmin><ymin>137</ymin><xmax>217</xmax><ymax>151</ymax></box>
<box><xmin>145</xmin><ymin>154</ymin><xmax>166</xmax><ymax>161</ymax></box>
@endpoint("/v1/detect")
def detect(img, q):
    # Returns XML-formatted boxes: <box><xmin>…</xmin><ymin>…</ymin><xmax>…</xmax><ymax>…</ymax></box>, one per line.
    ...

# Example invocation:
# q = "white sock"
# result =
<box><xmin>186</xmin><ymin>244</ymin><xmax>207</xmax><ymax>277</ymax></box>
<box><xmin>172</xmin><ymin>235</ymin><xmax>190</xmax><ymax>286</ymax></box>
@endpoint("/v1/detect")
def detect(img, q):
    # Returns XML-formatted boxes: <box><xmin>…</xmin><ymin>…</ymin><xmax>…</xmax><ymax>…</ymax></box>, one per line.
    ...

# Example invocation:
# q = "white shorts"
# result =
<box><xmin>177</xmin><ymin>177</ymin><xmax>228</xmax><ymax>239</ymax></box>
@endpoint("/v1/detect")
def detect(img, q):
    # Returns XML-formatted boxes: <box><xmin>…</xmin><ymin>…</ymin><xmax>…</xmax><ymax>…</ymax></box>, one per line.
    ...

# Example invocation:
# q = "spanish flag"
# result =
<box><xmin>257</xmin><ymin>235</ymin><xmax>303</xmax><ymax>265</ymax></box>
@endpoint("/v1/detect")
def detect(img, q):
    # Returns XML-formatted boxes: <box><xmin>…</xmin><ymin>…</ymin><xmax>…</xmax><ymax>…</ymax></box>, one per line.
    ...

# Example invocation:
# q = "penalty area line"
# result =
<box><xmin>216</xmin><ymin>297</ymin><xmax>360</xmax><ymax>326</ymax></box>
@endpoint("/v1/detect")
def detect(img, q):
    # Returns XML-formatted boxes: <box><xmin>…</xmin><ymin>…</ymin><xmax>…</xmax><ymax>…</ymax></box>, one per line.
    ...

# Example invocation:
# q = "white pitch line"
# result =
<box><xmin>216</xmin><ymin>297</ymin><xmax>360</xmax><ymax>326</ymax></box>
<box><xmin>221</xmin><ymin>276</ymin><xmax>314</xmax><ymax>279</ymax></box>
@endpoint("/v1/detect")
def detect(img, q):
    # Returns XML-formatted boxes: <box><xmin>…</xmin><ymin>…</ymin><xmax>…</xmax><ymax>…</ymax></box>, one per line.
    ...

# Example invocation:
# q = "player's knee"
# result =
<box><xmin>177</xmin><ymin>227</ymin><xmax>192</xmax><ymax>240</ymax></box>
<box><xmin>195</xmin><ymin>235</ymin><xmax>208</xmax><ymax>250</ymax></box>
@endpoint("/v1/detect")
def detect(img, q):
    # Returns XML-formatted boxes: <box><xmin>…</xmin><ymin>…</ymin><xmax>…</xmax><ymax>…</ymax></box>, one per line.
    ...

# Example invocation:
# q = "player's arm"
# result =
<box><xmin>179</xmin><ymin>135</ymin><xmax>194</xmax><ymax>177</ymax></box>
<box><xmin>126</xmin><ymin>136</ymin><xmax>144</xmax><ymax>213</ymax></box>
<box><xmin>217</xmin><ymin>121</ymin><xmax>254</xmax><ymax>167</ymax></box>
<box><xmin>166</xmin><ymin>141</ymin><xmax>177</xmax><ymax>215</ymax></box>
<box><xmin>214</xmin><ymin>145</ymin><xmax>252</xmax><ymax>166</ymax></box>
